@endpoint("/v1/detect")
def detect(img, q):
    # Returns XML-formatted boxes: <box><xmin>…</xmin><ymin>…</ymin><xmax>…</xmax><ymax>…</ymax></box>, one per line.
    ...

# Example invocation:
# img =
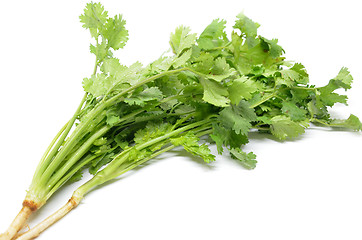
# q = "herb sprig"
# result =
<box><xmin>1</xmin><ymin>2</ymin><xmax>361</xmax><ymax>240</ymax></box>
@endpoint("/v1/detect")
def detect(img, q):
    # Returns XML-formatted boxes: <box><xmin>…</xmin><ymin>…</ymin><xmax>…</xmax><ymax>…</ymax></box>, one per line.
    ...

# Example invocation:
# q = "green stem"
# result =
<box><xmin>46</xmin><ymin>68</ymin><xmax>189</xmax><ymax>176</ymax></box>
<box><xmin>46</xmin><ymin>125</ymin><xmax>111</xmax><ymax>191</ymax></box>
<box><xmin>311</xmin><ymin>118</ymin><xmax>331</xmax><ymax>127</ymax></box>
<box><xmin>74</xmin><ymin>118</ymin><xmax>213</xmax><ymax>198</ymax></box>
<box><xmin>290</xmin><ymin>86</ymin><xmax>315</xmax><ymax>91</ymax></box>
<box><xmin>34</xmin><ymin>93</ymin><xmax>88</xmax><ymax>187</ymax></box>
<box><xmin>249</xmin><ymin>93</ymin><xmax>276</xmax><ymax>108</ymax></box>
<box><xmin>33</xmin><ymin>67</ymin><xmax>201</xmax><ymax>202</ymax></box>
<box><xmin>136</xmin><ymin>118</ymin><xmax>212</xmax><ymax>151</ymax></box>
<box><xmin>31</xmin><ymin>121</ymin><xmax>68</xmax><ymax>183</ymax></box>
<box><xmin>45</xmin><ymin>154</ymin><xmax>98</xmax><ymax>200</ymax></box>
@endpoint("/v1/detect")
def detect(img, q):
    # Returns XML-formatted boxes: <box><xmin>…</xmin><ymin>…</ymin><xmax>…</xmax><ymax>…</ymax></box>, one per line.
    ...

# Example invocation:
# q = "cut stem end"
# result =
<box><xmin>0</xmin><ymin>205</ymin><xmax>33</xmax><ymax>240</ymax></box>
<box><xmin>16</xmin><ymin>196</ymin><xmax>81</xmax><ymax>240</ymax></box>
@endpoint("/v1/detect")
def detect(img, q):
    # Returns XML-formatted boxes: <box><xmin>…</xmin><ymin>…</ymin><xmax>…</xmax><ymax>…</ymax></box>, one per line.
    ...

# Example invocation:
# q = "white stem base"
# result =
<box><xmin>0</xmin><ymin>206</ymin><xmax>32</xmax><ymax>240</ymax></box>
<box><xmin>15</xmin><ymin>197</ymin><xmax>81</xmax><ymax>240</ymax></box>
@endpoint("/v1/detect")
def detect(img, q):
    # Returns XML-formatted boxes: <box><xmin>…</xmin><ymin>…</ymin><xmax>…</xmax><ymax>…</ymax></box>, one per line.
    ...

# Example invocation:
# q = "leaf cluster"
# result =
<box><xmin>27</xmin><ymin>2</ymin><xmax>361</xmax><ymax>205</ymax></box>
<box><xmin>75</xmin><ymin>3</ymin><xmax>362</xmax><ymax>180</ymax></box>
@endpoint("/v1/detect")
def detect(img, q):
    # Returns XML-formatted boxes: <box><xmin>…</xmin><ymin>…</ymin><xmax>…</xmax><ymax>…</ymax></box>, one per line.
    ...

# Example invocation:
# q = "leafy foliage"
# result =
<box><xmin>25</xmin><ymin>2</ymin><xmax>362</xmax><ymax>211</ymax></box>
<box><xmin>73</xmin><ymin>3</ymin><xmax>362</xmax><ymax>178</ymax></box>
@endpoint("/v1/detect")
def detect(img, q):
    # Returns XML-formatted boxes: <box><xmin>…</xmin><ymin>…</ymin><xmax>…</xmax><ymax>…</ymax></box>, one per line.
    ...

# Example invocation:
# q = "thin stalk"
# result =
<box><xmin>46</xmin><ymin>125</ymin><xmax>111</xmax><ymax>191</ymax></box>
<box><xmin>249</xmin><ymin>93</ymin><xmax>276</xmax><ymax>108</ymax></box>
<box><xmin>1</xmin><ymin>95</ymin><xmax>88</xmax><ymax>240</ymax></box>
<box><xmin>119</xmin><ymin>128</ymin><xmax>213</xmax><ymax>176</ymax></box>
<box><xmin>38</xmin><ymin>68</ymin><xmax>190</xmax><ymax>186</ymax></box>
<box><xmin>46</xmin><ymin>154</ymin><xmax>99</xmax><ymax>199</ymax></box>
<box><xmin>14</xmin><ymin>125</ymin><xmax>214</xmax><ymax>240</ymax></box>
<box><xmin>76</xmin><ymin>118</ymin><xmax>214</xmax><ymax>196</ymax></box>
<box><xmin>45</xmin><ymin>106</ymin><xmax>148</xmax><ymax>197</ymax></box>
<box><xmin>36</xmin><ymin>94</ymin><xmax>88</xmax><ymax>187</ymax></box>
<box><xmin>138</xmin><ymin>118</ymin><xmax>212</xmax><ymax>150</ymax></box>
<box><xmin>12</xmin><ymin>68</ymin><xmax>212</xmax><ymax>240</ymax></box>
<box><xmin>33</xmin><ymin>93</ymin><xmax>88</xmax><ymax>186</ymax></box>
<box><xmin>31</xmin><ymin>121</ymin><xmax>68</xmax><ymax>183</ymax></box>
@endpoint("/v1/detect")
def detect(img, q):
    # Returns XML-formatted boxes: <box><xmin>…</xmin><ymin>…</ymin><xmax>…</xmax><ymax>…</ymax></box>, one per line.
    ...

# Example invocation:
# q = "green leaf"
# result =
<box><xmin>170</xmin><ymin>131</ymin><xmax>215</xmax><ymax>163</ymax></box>
<box><xmin>90</xmin><ymin>41</ymin><xmax>112</xmax><ymax>62</ymax></box>
<box><xmin>228</xmin><ymin>76</ymin><xmax>258</xmax><ymax>104</ymax></box>
<box><xmin>89</xmin><ymin>153</ymin><xmax>114</xmax><ymax>175</ymax></box>
<box><xmin>233</xmin><ymin>12</ymin><xmax>260</xmax><ymax>47</ymax></box>
<box><xmin>79</xmin><ymin>2</ymin><xmax>108</xmax><ymax>38</ymax></box>
<box><xmin>101</xmin><ymin>57</ymin><xmax>125</xmax><ymax>76</ymax></box>
<box><xmin>277</xmin><ymin>63</ymin><xmax>309</xmax><ymax>86</ymax></box>
<box><xmin>67</xmin><ymin>168</ymin><xmax>84</xmax><ymax>184</ymax></box>
<box><xmin>147</xmin><ymin>56</ymin><xmax>173</xmax><ymax>74</ymax></box>
<box><xmin>197</xmin><ymin>19</ymin><xmax>228</xmax><ymax>50</ymax></box>
<box><xmin>106</xmin><ymin>115</ymin><xmax>120</xmax><ymax>127</ymax></box>
<box><xmin>83</xmin><ymin>60</ymin><xmax>143</xmax><ymax>97</ymax></box>
<box><xmin>134</xmin><ymin>122</ymin><xmax>172</xmax><ymax>145</ymax></box>
<box><xmin>170</xmin><ymin>26</ymin><xmax>197</xmax><ymax>56</ymax></box>
<box><xmin>199</xmin><ymin>77</ymin><xmax>230</xmax><ymax>107</ymax></box>
<box><xmin>270</xmin><ymin>116</ymin><xmax>308</xmax><ymax>140</ymax></box>
<box><xmin>233</xmin><ymin>40</ymin><xmax>277</xmax><ymax>75</ymax></box>
<box><xmin>237</xmin><ymin>100</ymin><xmax>258</xmax><ymax>121</ymax></box>
<box><xmin>210</xmin><ymin>123</ymin><xmax>249</xmax><ymax>154</ymax></box>
<box><xmin>208</xmin><ymin>57</ymin><xmax>236</xmax><ymax>82</ymax></box>
<box><xmin>317</xmin><ymin>67</ymin><xmax>353</xmax><ymax>107</ymax></box>
<box><xmin>82</xmin><ymin>73</ymin><xmax>110</xmax><ymax>97</ymax></box>
<box><xmin>334</xmin><ymin>67</ymin><xmax>353</xmax><ymax>90</ymax></box>
<box><xmin>192</xmin><ymin>52</ymin><xmax>214</xmax><ymax>74</ymax></box>
<box><xmin>219</xmin><ymin>107</ymin><xmax>251</xmax><ymax>135</ymax></box>
<box><xmin>229</xmin><ymin>148</ymin><xmax>257</xmax><ymax>169</ymax></box>
<box><xmin>172</xmin><ymin>49</ymin><xmax>192</xmax><ymax>68</ymax></box>
<box><xmin>290</xmin><ymin>63</ymin><xmax>309</xmax><ymax>84</ymax></box>
<box><xmin>330</xmin><ymin>114</ymin><xmax>362</xmax><ymax>131</ymax></box>
<box><xmin>102</xmin><ymin>14</ymin><xmax>129</xmax><ymax>50</ymax></box>
<box><xmin>219</xmin><ymin>101</ymin><xmax>257</xmax><ymax>135</ymax></box>
<box><xmin>127</xmin><ymin>148</ymin><xmax>153</xmax><ymax>163</ymax></box>
<box><xmin>93</xmin><ymin>137</ymin><xmax>107</xmax><ymax>146</ymax></box>
<box><xmin>281</xmin><ymin>101</ymin><xmax>307</xmax><ymax>121</ymax></box>
<box><xmin>135</xmin><ymin>111</ymin><xmax>164</xmax><ymax>122</ymax></box>
<box><xmin>97</xmin><ymin>60</ymin><xmax>144</xmax><ymax>95</ymax></box>
<box><xmin>217</xmin><ymin>100</ymin><xmax>257</xmax><ymax>139</ymax></box>
<box><xmin>124</xmin><ymin>87</ymin><xmax>163</xmax><ymax>107</ymax></box>
<box><xmin>259</xmin><ymin>37</ymin><xmax>284</xmax><ymax>59</ymax></box>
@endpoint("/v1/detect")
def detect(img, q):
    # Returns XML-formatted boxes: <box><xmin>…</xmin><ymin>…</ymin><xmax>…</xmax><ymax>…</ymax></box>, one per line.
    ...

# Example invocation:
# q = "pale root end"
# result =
<box><xmin>0</xmin><ymin>204</ymin><xmax>34</xmax><ymax>240</ymax></box>
<box><xmin>16</xmin><ymin>196</ymin><xmax>81</xmax><ymax>240</ymax></box>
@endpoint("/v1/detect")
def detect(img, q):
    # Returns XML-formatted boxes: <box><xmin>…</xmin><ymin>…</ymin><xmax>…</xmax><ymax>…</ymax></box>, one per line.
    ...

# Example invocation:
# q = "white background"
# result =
<box><xmin>0</xmin><ymin>1</ymin><xmax>361</xmax><ymax>239</ymax></box>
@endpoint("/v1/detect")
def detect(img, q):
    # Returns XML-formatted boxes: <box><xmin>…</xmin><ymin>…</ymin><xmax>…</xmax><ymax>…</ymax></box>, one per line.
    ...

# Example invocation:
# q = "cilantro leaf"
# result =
<box><xmin>82</xmin><ymin>73</ymin><xmax>109</xmax><ymax>97</ymax></box>
<box><xmin>228</xmin><ymin>76</ymin><xmax>258</xmax><ymax>104</ymax></box>
<box><xmin>233</xmin><ymin>12</ymin><xmax>260</xmax><ymax>47</ymax></box>
<box><xmin>210</xmin><ymin>123</ymin><xmax>249</xmax><ymax>154</ymax></box>
<box><xmin>102</xmin><ymin>14</ymin><xmax>129</xmax><ymax>50</ymax></box>
<box><xmin>79</xmin><ymin>2</ymin><xmax>108</xmax><ymax>38</ymax></box>
<box><xmin>277</xmin><ymin>63</ymin><xmax>309</xmax><ymax>86</ymax></box>
<box><xmin>170</xmin><ymin>26</ymin><xmax>197</xmax><ymax>56</ymax></box>
<box><xmin>229</xmin><ymin>148</ymin><xmax>257</xmax><ymax>169</ymax></box>
<box><xmin>281</xmin><ymin>101</ymin><xmax>307</xmax><ymax>121</ymax></box>
<box><xmin>334</xmin><ymin>67</ymin><xmax>353</xmax><ymax>90</ymax></box>
<box><xmin>199</xmin><ymin>77</ymin><xmax>230</xmax><ymax>107</ymax></box>
<box><xmin>197</xmin><ymin>19</ymin><xmax>228</xmax><ymax>50</ymax></box>
<box><xmin>270</xmin><ymin>116</ymin><xmax>308</xmax><ymax>140</ymax></box>
<box><xmin>207</xmin><ymin>57</ymin><xmax>237</xmax><ymax>82</ymax></box>
<box><xmin>330</xmin><ymin>114</ymin><xmax>362</xmax><ymax>131</ymax></box>
<box><xmin>171</xmin><ymin>131</ymin><xmax>215</xmax><ymax>163</ymax></box>
<box><xmin>317</xmin><ymin>67</ymin><xmax>353</xmax><ymax>107</ymax></box>
<box><xmin>219</xmin><ymin>107</ymin><xmax>252</xmax><ymax>135</ymax></box>
<box><xmin>124</xmin><ymin>87</ymin><xmax>163</xmax><ymax>107</ymax></box>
